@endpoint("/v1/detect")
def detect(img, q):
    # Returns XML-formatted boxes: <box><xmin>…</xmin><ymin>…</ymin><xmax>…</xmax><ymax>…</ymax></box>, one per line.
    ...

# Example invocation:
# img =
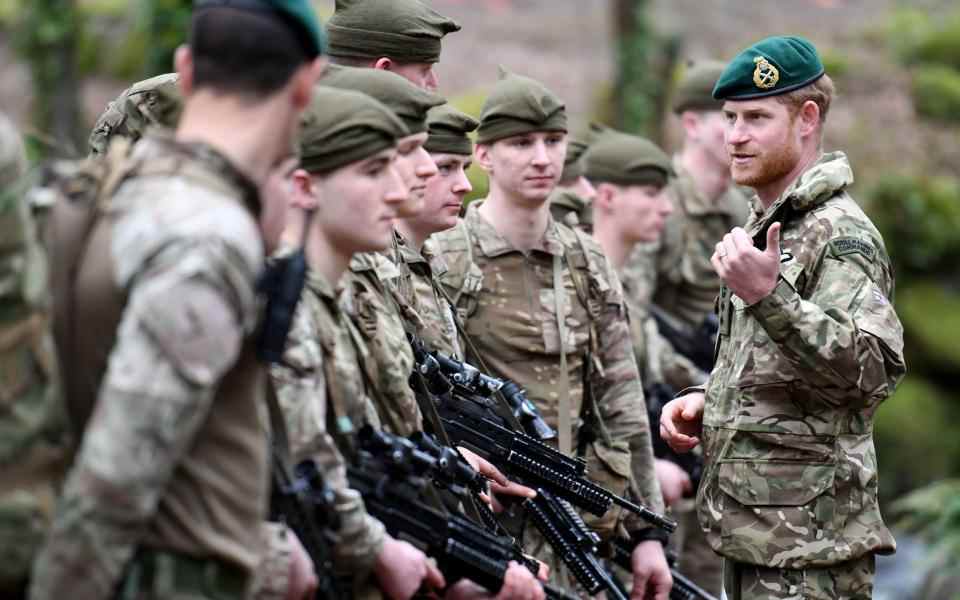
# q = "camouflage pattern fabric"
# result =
<box><xmin>723</xmin><ymin>553</ymin><xmax>875</xmax><ymax>600</ymax></box>
<box><xmin>341</xmin><ymin>251</ymin><xmax>423</xmax><ymax>436</ymax></box>
<box><xmin>698</xmin><ymin>152</ymin><xmax>906</xmax><ymax>572</ymax></box>
<box><xmin>271</xmin><ymin>268</ymin><xmax>386</xmax><ymax>580</ymax></box>
<box><xmin>30</xmin><ymin>135</ymin><xmax>270</xmax><ymax>600</ymax></box>
<box><xmin>88</xmin><ymin>73</ymin><xmax>182</xmax><ymax>156</ymax></box>
<box><xmin>0</xmin><ymin>113</ymin><xmax>67</xmax><ymax>597</ymax></box>
<box><xmin>433</xmin><ymin>202</ymin><xmax>664</xmax><ymax>531</ymax></box>
<box><xmin>386</xmin><ymin>233</ymin><xmax>461</xmax><ymax>358</ymax></box>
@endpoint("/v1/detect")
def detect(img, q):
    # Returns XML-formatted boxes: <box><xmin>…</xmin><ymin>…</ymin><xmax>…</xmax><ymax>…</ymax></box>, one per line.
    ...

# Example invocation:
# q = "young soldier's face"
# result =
<box><xmin>722</xmin><ymin>98</ymin><xmax>801</xmax><ymax>188</ymax></box>
<box><xmin>479</xmin><ymin>131</ymin><xmax>567</xmax><ymax>206</ymax></box>
<box><xmin>315</xmin><ymin>148</ymin><xmax>406</xmax><ymax>253</ymax></box>
<box><xmin>410</xmin><ymin>152</ymin><xmax>472</xmax><ymax>234</ymax></box>
<box><xmin>389</xmin><ymin>61</ymin><xmax>440</xmax><ymax>92</ymax></box>
<box><xmin>694</xmin><ymin>110</ymin><xmax>730</xmax><ymax>172</ymax></box>
<box><xmin>614</xmin><ymin>183</ymin><xmax>673</xmax><ymax>243</ymax></box>
<box><xmin>394</xmin><ymin>132</ymin><xmax>438</xmax><ymax>219</ymax></box>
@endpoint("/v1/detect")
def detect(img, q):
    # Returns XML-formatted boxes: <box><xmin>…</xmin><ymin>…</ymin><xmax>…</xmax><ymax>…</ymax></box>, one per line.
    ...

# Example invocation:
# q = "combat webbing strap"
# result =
<box><xmin>551</xmin><ymin>253</ymin><xmax>573</xmax><ymax>456</ymax></box>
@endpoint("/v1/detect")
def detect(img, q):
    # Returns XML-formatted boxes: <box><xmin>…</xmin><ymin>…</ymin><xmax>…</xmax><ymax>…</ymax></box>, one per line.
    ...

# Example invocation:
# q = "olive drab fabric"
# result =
<box><xmin>0</xmin><ymin>113</ymin><xmax>68</xmax><ymax>596</ymax></box>
<box><xmin>423</xmin><ymin>104</ymin><xmax>477</xmax><ymax>157</ymax></box>
<box><xmin>698</xmin><ymin>152</ymin><xmax>906</xmax><ymax>570</ymax></box>
<box><xmin>31</xmin><ymin>134</ymin><xmax>270</xmax><ymax>600</ymax></box>
<box><xmin>321</xmin><ymin>67</ymin><xmax>445</xmax><ymax>134</ymax></box>
<box><xmin>476</xmin><ymin>67</ymin><xmax>567</xmax><ymax>145</ymax></box>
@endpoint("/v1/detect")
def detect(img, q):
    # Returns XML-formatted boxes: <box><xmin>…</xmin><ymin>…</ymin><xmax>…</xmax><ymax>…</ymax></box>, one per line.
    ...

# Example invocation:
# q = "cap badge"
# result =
<box><xmin>753</xmin><ymin>56</ymin><xmax>780</xmax><ymax>90</ymax></box>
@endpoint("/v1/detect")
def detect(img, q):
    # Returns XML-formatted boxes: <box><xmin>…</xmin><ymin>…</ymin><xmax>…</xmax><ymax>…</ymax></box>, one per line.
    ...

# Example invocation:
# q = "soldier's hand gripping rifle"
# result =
<box><xmin>609</xmin><ymin>538</ymin><xmax>719</xmax><ymax>600</ymax></box>
<box><xmin>350</xmin><ymin>426</ymin><xmax>579</xmax><ymax>600</ymax></box>
<box><xmin>269</xmin><ymin>457</ymin><xmax>341</xmax><ymax>600</ymax></box>
<box><xmin>410</xmin><ymin>344</ymin><xmax>677</xmax><ymax>533</ymax></box>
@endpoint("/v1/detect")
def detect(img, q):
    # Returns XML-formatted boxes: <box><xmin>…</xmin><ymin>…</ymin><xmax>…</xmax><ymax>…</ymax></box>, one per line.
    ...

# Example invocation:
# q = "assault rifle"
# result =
<box><xmin>650</xmin><ymin>304</ymin><xmax>718</xmax><ymax>374</ymax></box>
<box><xmin>270</xmin><ymin>458</ymin><xmax>340</xmax><ymax>600</ymax></box>
<box><xmin>412</xmin><ymin>345</ymin><xmax>677</xmax><ymax>533</ymax></box>
<box><xmin>350</xmin><ymin>427</ymin><xmax>578</xmax><ymax>600</ymax></box>
<box><xmin>610</xmin><ymin>539</ymin><xmax>719</xmax><ymax>600</ymax></box>
<box><xmin>525</xmin><ymin>488</ymin><xmax>628</xmax><ymax>600</ymax></box>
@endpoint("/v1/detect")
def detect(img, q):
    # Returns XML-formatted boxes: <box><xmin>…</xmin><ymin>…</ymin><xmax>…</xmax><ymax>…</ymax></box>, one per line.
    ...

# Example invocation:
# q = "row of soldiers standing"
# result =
<box><xmin>0</xmin><ymin>1</ymin><xmax>906</xmax><ymax>600</ymax></box>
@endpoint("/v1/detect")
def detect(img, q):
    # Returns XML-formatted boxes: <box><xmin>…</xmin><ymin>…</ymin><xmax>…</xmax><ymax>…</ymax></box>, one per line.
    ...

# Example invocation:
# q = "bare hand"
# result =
<box><xmin>459</xmin><ymin>447</ymin><xmax>536</xmax><ymax>512</ymax></box>
<box><xmin>659</xmin><ymin>393</ymin><xmax>704</xmax><ymax>453</ymax></box>
<box><xmin>631</xmin><ymin>541</ymin><xmax>672</xmax><ymax>600</ymax></box>
<box><xmin>711</xmin><ymin>224</ymin><xmax>782</xmax><ymax>305</ymax></box>
<box><xmin>443</xmin><ymin>562</ymin><xmax>545</xmax><ymax>600</ymax></box>
<box><xmin>654</xmin><ymin>459</ymin><xmax>692</xmax><ymax>507</ymax></box>
<box><xmin>286</xmin><ymin>531</ymin><xmax>319</xmax><ymax>600</ymax></box>
<box><xmin>375</xmin><ymin>537</ymin><xmax>446</xmax><ymax>600</ymax></box>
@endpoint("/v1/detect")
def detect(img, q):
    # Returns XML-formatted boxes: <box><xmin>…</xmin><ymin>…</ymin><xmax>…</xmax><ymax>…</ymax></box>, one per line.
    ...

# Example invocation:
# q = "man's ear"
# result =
<box><xmin>291</xmin><ymin>57</ymin><xmax>327</xmax><ymax>111</ymax></box>
<box><xmin>680</xmin><ymin>110</ymin><xmax>700</xmax><ymax>141</ymax></box>
<box><xmin>797</xmin><ymin>99</ymin><xmax>820</xmax><ymax>141</ymax></box>
<box><xmin>474</xmin><ymin>143</ymin><xmax>494</xmax><ymax>173</ymax></box>
<box><xmin>174</xmin><ymin>45</ymin><xmax>193</xmax><ymax>96</ymax></box>
<box><xmin>593</xmin><ymin>182</ymin><xmax>616</xmax><ymax>214</ymax></box>
<box><xmin>290</xmin><ymin>168</ymin><xmax>320</xmax><ymax>211</ymax></box>
<box><xmin>373</xmin><ymin>56</ymin><xmax>395</xmax><ymax>71</ymax></box>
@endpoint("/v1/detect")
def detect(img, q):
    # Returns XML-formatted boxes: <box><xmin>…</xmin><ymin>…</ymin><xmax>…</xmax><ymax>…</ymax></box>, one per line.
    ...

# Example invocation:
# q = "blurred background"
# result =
<box><xmin>1</xmin><ymin>0</ymin><xmax>958</xmax><ymax>597</ymax></box>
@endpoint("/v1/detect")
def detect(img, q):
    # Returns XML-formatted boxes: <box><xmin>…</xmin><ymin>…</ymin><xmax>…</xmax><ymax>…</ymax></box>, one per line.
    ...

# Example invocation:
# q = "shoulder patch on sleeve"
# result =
<box><xmin>829</xmin><ymin>237</ymin><xmax>876</xmax><ymax>262</ymax></box>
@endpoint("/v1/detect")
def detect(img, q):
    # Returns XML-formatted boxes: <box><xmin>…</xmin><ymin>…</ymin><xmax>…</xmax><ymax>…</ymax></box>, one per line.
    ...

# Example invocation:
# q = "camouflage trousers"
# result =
<box><xmin>722</xmin><ymin>554</ymin><xmax>875</xmax><ymax>600</ymax></box>
<box><xmin>669</xmin><ymin>499</ymin><xmax>723</xmax><ymax>598</ymax></box>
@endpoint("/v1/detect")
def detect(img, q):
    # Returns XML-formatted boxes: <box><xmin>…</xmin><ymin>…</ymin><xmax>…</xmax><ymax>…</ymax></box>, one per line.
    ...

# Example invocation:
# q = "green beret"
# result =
<box><xmin>320</xmin><ymin>67</ymin><xmax>445</xmax><ymax>134</ymax></box>
<box><xmin>713</xmin><ymin>36</ymin><xmax>824</xmax><ymax>100</ymax></box>
<box><xmin>477</xmin><ymin>67</ymin><xmax>567</xmax><ymax>145</ymax></box>
<box><xmin>424</xmin><ymin>105</ymin><xmax>478</xmax><ymax>156</ymax></box>
<box><xmin>88</xmin><ymin>73</ymin><xmax>182</xmax><ymax>156</ymax></box>
<box><xmin>584</xmin><ymin>129</ymin><xmax>673</xmax><ymax>188</ymax></box>
<box><xmin>672</xmin><ymin>60</ymin><xmax>725</xmax><ymax>114</ymax></box>
<box><xmin>327</xmin><ymin>0</ymin><xmax>460</xmax><ymax>64</ymax></box>
<box><xmin>194</xmin><ymin>0</ymin><xmax>327</xmax><ymax>57</ymax></box>
<box><xmin>298</xmin><ymin>86</ymin><xmax>406</xmax><ymax>175</ymax></box>
<box><xmin>560</xmin><ymin>138</ymin><xmax>588</xmax><ymax>182</ymax></box>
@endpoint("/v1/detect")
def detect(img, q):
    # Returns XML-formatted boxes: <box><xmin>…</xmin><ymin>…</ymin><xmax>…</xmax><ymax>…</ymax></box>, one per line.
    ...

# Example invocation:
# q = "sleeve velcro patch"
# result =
<box><xmin>829</xmin><ymin>237</ymin><xmax>876</xmax><ymax>262</ymax></box>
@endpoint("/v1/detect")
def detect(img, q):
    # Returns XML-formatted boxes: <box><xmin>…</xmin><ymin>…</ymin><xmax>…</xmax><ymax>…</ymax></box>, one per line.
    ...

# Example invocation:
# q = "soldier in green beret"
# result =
<box><xmin>661</xmin><ymin>36</ymin><xmax>906</xmax><ymax>600</ymax></box>
<box><xmin>548</xmin><ymin>137</ymin><xmax>596</xmax><ymax>233</ymax></box>
<box><xmin>325</xmin><ymin>0</ymin><xmax>460</xmax><ymax>91</ymax></box>
<box><xmin>433</xmin><ymin>68</ymin><xmax>673</xmax><ymax>599</ymax></box>
<box><xmin>30</xmin><ymin>1</ymin><xmax>328</xmax><ymax>599</ymax></box>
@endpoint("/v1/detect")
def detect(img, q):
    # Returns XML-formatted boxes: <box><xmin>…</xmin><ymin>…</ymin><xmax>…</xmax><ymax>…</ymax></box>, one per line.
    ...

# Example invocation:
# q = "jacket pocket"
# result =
<box><xmin>581</xmin><ymin>440</ymin><xmax>631</xmax><ymax>539</ymax></box>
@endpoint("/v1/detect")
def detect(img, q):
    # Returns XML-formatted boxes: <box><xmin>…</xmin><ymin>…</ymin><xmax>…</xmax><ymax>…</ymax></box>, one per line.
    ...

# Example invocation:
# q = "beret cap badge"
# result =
<box><xmin>753</xmin><ymin>56</ymin><xmax>780</xmax><ymax>90</ymax></box>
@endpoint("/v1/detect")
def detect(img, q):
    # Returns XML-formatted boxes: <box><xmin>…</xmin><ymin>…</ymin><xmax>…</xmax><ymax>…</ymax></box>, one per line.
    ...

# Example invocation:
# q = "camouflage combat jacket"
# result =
<box><xmin>341</xmin><ymin>252</ymin><xmax>423</xmax><ymax>436</ymax></box>
<box><xmin>386</xmin><ymin>233</ymin><xmax>461</xmax><ymax>358</ymax></box>
<box><xmin>433</xmin><ymin>202</ymin><xmax>664</xmax><ymax>533</ymax></box>
<box><xmin>698</xmin><ymin>152</ymin><xmax>906</xmax><ymax>569</ymax></box>
<box><xmin>271</xmin><ymin>269</ymin><xmax>385</xmax><ymax>576</ymax></box>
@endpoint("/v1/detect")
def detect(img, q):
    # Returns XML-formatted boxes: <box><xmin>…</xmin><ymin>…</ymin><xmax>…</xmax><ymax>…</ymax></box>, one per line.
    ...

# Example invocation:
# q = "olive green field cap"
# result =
<box><xmin>298</xmin><ymin>86</ymin><xmax>407</xmax><ymax>175</ymax></box>
<box><xmin>327</xmin><ymin>0</ymin><xmax>460</xmax><ymax>64</ymax></box>
<box><xmin>194</xmin><ymin>0</ymin><xmax>327</xmax><ymax>57</ymax></box>
<box><xmin>321</xmin><ymin>66</ymin><xmax>445</xmax><ymax>134</ymax></box>
<box><xmin>424</xmin><ymin>104</ymin><xmax>478</xmax><ymax>156</ymax></box>
<box><xmin>560</xmin><ymin>138</ymin><xmax>588</xmax><ymax>182</ymax></box>
<box><xmin>672</xmin><ymin>60</ymin><xmax>726</xmax><ymax>114</ymax></box>
<box><xmin>583</xmin><ymin>129</ymin><xmax>673</xmax><ymax>188</ymax></box>
<box><xmin>88</xmin><ymin>73</ymin><xmax>182</xmax><ymax>156</ymax></box>
<box><xmin>713</xmin><ymin>35</ymin><xmax>824</xmax><ymax>100</ymax></box>
<box><xmin>476</xmin><ymin>67</ymin><xmax>567</xmax><ymax>145</ymax></box>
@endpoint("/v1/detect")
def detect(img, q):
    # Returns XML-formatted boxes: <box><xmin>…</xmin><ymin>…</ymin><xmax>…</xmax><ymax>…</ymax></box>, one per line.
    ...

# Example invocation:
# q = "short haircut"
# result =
<box><xmin>776</xmin><ymin>73</ymin><xmax>835</xmax><ymax>124</ymax></box>
<box><xmin>189</xmin><ymin>7</ymin><xmax>312</xmax><ymax>98</ymax></box>
<box><xmin>328</xmin><ymin>55</ymin><xmax>374</xmax><ymax>67</ymax></box>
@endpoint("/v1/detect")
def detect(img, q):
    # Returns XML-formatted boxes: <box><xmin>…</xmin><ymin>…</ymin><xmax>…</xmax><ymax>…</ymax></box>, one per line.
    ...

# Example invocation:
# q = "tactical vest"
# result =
<box><xmin>43</xmin><ymin>138</ymin><xmax>268</xmax><ymax>572</ymax></box>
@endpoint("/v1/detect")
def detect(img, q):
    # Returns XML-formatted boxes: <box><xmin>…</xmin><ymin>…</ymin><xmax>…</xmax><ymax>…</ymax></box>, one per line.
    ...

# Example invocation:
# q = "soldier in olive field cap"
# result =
<box><xmin>0</xmin><ymin>113</ymin><xmax>69</xmax><ymax>600</ymax></box>
<box><xmin>548</xmin><ymin>137</ymin><xmax>596</xmax><ymax>233</ymax></box>
<box><xmin>661</xmin><ymin>36</ymin><xmax>906</xmax><ymax>600</ymax></box>
<box><xmin>433</xmin><ymin>68</ymin><xmax>673</xmax><ymax>599</ymax></box>
<box><xmin>325</xmin><ymin>0</ymin><xmax>460</xmax><ymax>91</ymax></box>
<box><xmin>29</xmin><ymin>2</ymin><xmax>328</xmax><ymax>599</ymax></box>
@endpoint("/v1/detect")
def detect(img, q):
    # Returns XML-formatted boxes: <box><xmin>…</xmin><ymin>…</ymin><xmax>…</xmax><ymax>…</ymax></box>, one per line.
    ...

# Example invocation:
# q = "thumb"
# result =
<box><xmin>766</xmin><ymin>222</ymin><xmax>782</xmax><ymax>258</ymax></box>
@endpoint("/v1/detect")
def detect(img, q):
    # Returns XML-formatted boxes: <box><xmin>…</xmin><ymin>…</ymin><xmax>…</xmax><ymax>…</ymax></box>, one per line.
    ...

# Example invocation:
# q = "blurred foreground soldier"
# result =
<box><xmin>434</xmin><ymin>68</ymin><xmax>671</xmax><ymax>599</ymax></box>
<box><xmin>660</xmin><ymin>36</ymin><xmax>906</xmax><ymax>600</ymax></box>
<box><xmin>548</xmin><ymin>138</ymin><xmax>595</xmax><ymax>233</ymax></box>
<box><xmin>326</xmin><ymin>0</ymin><xmax>460</xmax><ymax>90</ymax></box>
<box><xmin>29</xmin><ymin>1</ymin><xmax>327</xmax><ymax>599</ymax></box>
<box><xmin>270</xmin><ymin>85</ymin><xmax>454</xmax><ymax>600</ymax></box>
<box><xmin>88</xmin><ymin>73</ymin><xmax>182</xmax><ymax>156</ymax></box>
<box><xmin>0</xmin><ymin>114</ymin><xmax>68</xmax><ymax>600</ymax></box>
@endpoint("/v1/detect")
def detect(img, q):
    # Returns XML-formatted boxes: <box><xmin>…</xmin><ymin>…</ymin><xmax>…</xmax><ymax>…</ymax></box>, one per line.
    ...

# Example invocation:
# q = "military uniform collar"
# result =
<box><xmin>350</xmin><ymin>250</ymin><xmax>402</xmax><ymax>280</ymax></box>
<box><xmin>465</xmin><ymin>200</ymin><xmax>565</xmax><ymax>257</ymax></box>
<box><xmin>390</xmin><ymin>230</ymin><xmax>428</xmax><ymax>267</ymax></box>
<box><xmin>748</xmin><ymin>151</ymin><xmax>853</xmax><ymax>235</ymax></box>
<box><xmin>305</xmin><ymin>267</ymin><xmax>338</xmax><ymax>301</ymax></box>
<box><xmin>143</xmin><ymin>132</ymin><xmax>260</xmax><ymax>213</ymax></box>
<box><xmin>672</xmin><ymin>156</ymin><xmax>739</xmax><ymax>217</ymax></box>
